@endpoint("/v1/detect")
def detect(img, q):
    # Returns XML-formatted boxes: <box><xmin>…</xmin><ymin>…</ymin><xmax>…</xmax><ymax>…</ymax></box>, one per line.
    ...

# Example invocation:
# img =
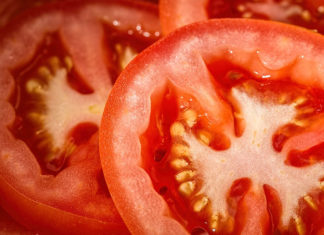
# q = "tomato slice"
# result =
<box><xmin>0</xmin><ymin>0</ymin><xmax>160</xmax><ymax>234</ymax></box>
<box><xmin>100</xmin><ymin>19</ymin><xmax>324</xmax><ymax>234</ymax></box>
<box><xmin>159</xmin><ymin>0</ymin><xmax>324</xmax><ymax>35</ymax></box>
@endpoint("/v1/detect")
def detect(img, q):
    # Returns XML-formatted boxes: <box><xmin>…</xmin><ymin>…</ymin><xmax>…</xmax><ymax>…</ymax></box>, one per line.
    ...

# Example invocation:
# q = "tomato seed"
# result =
<box><xmin>170</xmin><ymin>158</ymin><xmax>189</xmax><ymax>169</ymax></box>
<box><xmin>294</xmin><ymin>216</ymin><xmax>306</xmax><ymax>235</ymax></box>
<box><xmin>303</xmin><ymin>195</ymin><xmax>318</xmax><ymax>210</ymax></box>
<box><xmin>175</xmin><ymin>170</ymin><xmax>195</xmax><ymax>183</ymax></box>
<box><xmin>178</xmin><ymin>181</ymin><xmax>195</xmax><ymax>196</ymax></box>
<box><xmin>193</xmin><ymin>196</ymin><xmax>209</xmax><ymax>213</ymax></box>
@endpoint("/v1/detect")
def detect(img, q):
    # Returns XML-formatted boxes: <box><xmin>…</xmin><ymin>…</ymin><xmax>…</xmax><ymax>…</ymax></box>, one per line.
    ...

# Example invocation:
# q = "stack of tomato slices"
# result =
<box><xmin>2</xmin><ymin>0</ymin><xmax>324</xmax><ymax>234</ymax></box>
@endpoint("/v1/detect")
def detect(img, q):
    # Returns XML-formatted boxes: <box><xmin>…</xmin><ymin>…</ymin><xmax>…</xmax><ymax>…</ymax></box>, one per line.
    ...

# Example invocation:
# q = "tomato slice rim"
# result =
<box><xmin>99</xmin><ymin>18</ymin><xmax>324</xmax><ymax>234</ymax></box>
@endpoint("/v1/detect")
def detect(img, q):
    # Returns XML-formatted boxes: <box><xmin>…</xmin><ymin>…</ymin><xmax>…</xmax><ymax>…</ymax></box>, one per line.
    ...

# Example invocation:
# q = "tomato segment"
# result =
<box><xmin>100</xmin><ymin>19</ymin><xmax>324</xmax><ymax>234</ymax></box>
<box><xmin>0</xmin><ymin>0</ymin><xmax>160</xmax><ymax>233</ymax></box>
<box><xmin>159</xmin><ymin>0</ymin><xmax>324</xmax><ymax>35</ymax></box>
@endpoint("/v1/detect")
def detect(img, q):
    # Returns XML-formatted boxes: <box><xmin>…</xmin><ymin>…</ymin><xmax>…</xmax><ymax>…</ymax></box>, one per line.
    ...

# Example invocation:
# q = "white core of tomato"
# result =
<box><xmin>186</xmin><ymin>87</ymin><xmax>324</xmax><ymax>226</ymax></box>
<box><xmin>44</xmin><ymin>68</ymin><xmax>106</xmax><ymax>149</ymax></box>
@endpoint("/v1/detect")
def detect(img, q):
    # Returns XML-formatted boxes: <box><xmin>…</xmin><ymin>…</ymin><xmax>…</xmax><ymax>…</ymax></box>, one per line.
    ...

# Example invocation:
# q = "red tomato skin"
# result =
<box><xmin>100</xmin><ymin>19</ymin><xmax>324</xmax><ymax>234</ymax></box>
<box><xmin>0</xmin><ymin>175</ymin><xmax>127</xmax><ymax>235</ymax></box>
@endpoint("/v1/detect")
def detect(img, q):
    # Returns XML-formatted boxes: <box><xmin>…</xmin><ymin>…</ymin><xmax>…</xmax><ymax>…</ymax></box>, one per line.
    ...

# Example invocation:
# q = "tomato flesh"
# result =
<box><xmin>0</xmin><ymin>0</ymin><xmax>160</xmax><ymax>233</ymax></box>
<box><xmin>141</xmin><ymin>60</ymin><xmax>324</xmax><ymax>234</ymax></box>
<box><xmin>11</xmin><ymin>29</ymin><xmax>152</xmax><ymax>174</ymax></box>
<box><xmin>100</xmin><ymin>19</ymin><xmax>324</xmax><ymax>235</ymax></box>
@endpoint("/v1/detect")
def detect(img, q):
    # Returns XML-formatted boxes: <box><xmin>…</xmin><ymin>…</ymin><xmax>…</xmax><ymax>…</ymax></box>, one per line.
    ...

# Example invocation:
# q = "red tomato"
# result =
<box><xmin>159</xmin><ymin>0</ymin><xmax>324</xmax><ymax>34</ymax></box>
<box><xmin>0</xmin><ymin>0</ymin><xmax>160</xmax><ymax>234</ymax></box>
<box><xmin>100</xmin><ymin>19</ymin><xmax>324</xmax><ymax>234</ymax></box>
<box><xmin>0</xmin><ymin>207</ymin><xmax>34</xmax><ymax>235</ymax></box>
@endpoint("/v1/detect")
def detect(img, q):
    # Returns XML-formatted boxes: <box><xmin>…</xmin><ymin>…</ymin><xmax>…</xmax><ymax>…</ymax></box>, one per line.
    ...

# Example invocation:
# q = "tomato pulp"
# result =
<box><xmin>159</xmin><ymin>0</ymin><xmax>324</xmax><ymax>34</ymax></box>
<box><xmin>100</xmin><ymin>19</ymin><xmax>324</xmax><ymax>234</ymax></box>
<box><xmin>0</xmin><ymin>0</ymin><xmax>160</xmax><ymax>234</ymax></box>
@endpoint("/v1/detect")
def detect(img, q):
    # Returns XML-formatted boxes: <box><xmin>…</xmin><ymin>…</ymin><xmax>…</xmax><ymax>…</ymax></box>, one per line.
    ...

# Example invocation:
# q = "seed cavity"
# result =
<box><xmin>154</xmin><ymin>148</ymin><xmax>167</xmax><ymax>162</ymax></box>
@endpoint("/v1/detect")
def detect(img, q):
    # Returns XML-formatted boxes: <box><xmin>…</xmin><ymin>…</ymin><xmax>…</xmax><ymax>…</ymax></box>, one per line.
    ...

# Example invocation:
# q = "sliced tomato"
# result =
<box><xmin>0</xmin><ymin>0</ymin><xmax>160</xmax><ymax>234</ymax></box>
<box><xmin>100</xmin><ymin>19</ymin><xmax>324</xmax><ymax>234</ymax></box>
<box><xmin>159</xmin><ymin>0</ymin><xmax>324</xmax><ymax>34</ymax></box>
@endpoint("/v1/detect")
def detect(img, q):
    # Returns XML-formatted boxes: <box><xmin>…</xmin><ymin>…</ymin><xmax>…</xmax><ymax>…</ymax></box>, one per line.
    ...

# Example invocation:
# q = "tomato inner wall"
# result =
<box><xmin>207</xmin><ymin>0</ymin><xmax>324</xmax><ymax>34</ymax></box>
<box><xmin>141</xmin><ymin>60</ymin><xmax>324</xmax><ymax>233</ymax></box>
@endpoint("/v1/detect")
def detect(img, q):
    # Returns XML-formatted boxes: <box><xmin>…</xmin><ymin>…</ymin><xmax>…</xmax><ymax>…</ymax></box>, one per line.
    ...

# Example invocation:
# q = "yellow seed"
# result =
<box><xmin>178</xmin><ymin>181</ymin><xmax>195</xmax><ymax>196</ymax></box>
<box><xmin>38</xmin><ymin>66</ymin><xmax>52</xmax><ymax>79</ymax></box>
<box><xmin>89</xmin><ymin>104</ymin><xmax>102</xmax><ymax>114</ymax></box>
<box><xmin>237</xmin><ymin>4</ymin><xmax>246</xmax><ymax>12</ymax></box>
<box><xmin>26</xmin><ymin>79</ymin><xmax>44</xmax><ymax>94</ymax></box>
<box><xmin>170</xmin><ymin>158</ymin><xmax>189</xmax><ymax>169</ymax></box>
<box><xmin>175</xmin><ymin>170</ymin><xmax>195</xmax><ymax>182</ymax></box>
<box><xmin>320</xmin><ymin>181</ymin><xmax>324</xmax><ymax>191</ymax></box>
<box><xmin>278</xmin><ymin>94</ymin><xmax>287</xmax><ymax>104</ymax></box>
<box><xmin>48</xmin><ymin>56</ymin><xmax>61</xmax><ymax>71</ymax></box>
<box><xmin>242</xmin><ymin>12</ymin><xmax>252</xmax><ymax>18</ymax></box>
<box><xmin>120</xmin><ymin>46</ymin><xmax>137</xmax><ymax>69</ymax></box>
<box><xmin>197</xmin><ymin>130</ymin><xmax>211</xmax><ymax>145</ymax></box>
<box><xmin>293</xmin><ymin>97</ymin><xmax>307</xmax><ymax>107</ymax></box>
<box><xmin>292</xmin><ymin>119</ymin><xmax>307</xmax><ymax>127</ymax></box>
<box><xmin>64</xmin><ymin>140</ymin><xmax>76</xmax><ymax>157</ymax></box>
<box><xmin>115</xmin><ymin>43</ymin><xmax>123</xmax><ymax>54</ymax></box>
<box><xmin>294</xmin><ymin>216</ymin><xmax>305</xmax><ymax>235</ymax></box>
<box><xmin>301</xmin><ymin>10</ymin><xmax>311</xmax><ymax>22</ymax></box>
<box><xmin>171</xmin><ymin>144</ymin><xmax>191</xmax><ymax>158</ymax></box>
<box><xmin>64</xmin><ymin>56</ymin><xmax>73</xmax><ymax>71</ymax></box>
<box><xmin>193</xmin><ymin>196</ymin><xmax>208</xmax><ymax>212</ymax></box>
<box><xmin>318</xmin><ymin>6</ymin><xmax>324</xmax><ymax>14</ymax></box>
<box><xmin>182</xmin><ymin>109</ymin><xmax>197</xmax><ymax>127</ymax></box>
<box><xmin>304</xmin><ymin>195</ymin><xmax>318</xmax><ymax>210</ymax></box>
<box><xmin>170</xmin><ymin>122</ymin><xmax>185</xmax><ymax>137</ymax></box>
<box><xmin>27</xmin><ymin>112</ymin><xmax>45</xmax><ymax>122</ymax></box>
<box><xmin>210</xmin><ymin>214</ymin><xmax>220</xmax><ymax>231</ymax></box>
